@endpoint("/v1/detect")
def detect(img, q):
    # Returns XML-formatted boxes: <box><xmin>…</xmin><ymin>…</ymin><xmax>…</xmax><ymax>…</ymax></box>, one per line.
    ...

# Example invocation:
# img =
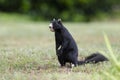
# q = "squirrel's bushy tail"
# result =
<box><xmin>77</xmin><ymin>52</ymin><xmax>108</xmax><ymax>65</ymax></box>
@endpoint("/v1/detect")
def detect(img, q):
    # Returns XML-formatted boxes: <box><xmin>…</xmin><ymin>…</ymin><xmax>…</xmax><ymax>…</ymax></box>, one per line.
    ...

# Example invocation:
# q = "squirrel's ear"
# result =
<box><xmin>53</xmin><ymin>18</ymin><xmax>56</xmax><ymax>21</ymax></box>
<box><xmin>58</xmin><ymin>18</ymin><xmax>62</xmax><ymax>22</ymax></box>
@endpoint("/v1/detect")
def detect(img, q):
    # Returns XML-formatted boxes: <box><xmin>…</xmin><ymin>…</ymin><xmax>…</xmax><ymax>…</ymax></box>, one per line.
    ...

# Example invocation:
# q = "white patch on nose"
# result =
<box><xmin>49</xmin><ymin>23</ymin><xmax>54</xmax><ymax>32</ymax></box>
<box><xmin>49</xmin><ymin>23</ymin><xmax>53</xmax><ymax>28</ymax></box>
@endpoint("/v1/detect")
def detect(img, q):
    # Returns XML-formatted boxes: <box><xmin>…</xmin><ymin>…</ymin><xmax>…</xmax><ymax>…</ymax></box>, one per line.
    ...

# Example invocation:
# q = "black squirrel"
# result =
<box><xmin>49</xmin><ymin>19</ymin><xmax>108</xmax><ymax>67</ymax></box>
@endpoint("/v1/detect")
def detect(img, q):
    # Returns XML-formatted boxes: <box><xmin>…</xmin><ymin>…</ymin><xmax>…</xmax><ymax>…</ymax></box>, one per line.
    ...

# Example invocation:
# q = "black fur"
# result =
<box><xmin>49</xmin><ymin>19</ymin><xmax>108</xmax><ymax>67</ymax></box>
<box><xmin>78</xmin><ymin>52</ymin><xmax>108</xmax><ymax>65</ymax></box>
<box><xmin>49</xmin><ymin>19</ymin><xmax>78</xmax><ymax>67</ymax></box>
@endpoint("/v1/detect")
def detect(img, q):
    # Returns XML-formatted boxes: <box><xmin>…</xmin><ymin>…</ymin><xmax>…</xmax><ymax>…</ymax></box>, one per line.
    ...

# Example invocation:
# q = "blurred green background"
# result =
<box><xmin>0</xmin><ymin>0</ymin><xmax>120</xmax><ymax>21</ymax></box>
<box><xmin>0</xmin><ymin>0</ymin><xmax>120</xmax><ymax>80</ymax></box>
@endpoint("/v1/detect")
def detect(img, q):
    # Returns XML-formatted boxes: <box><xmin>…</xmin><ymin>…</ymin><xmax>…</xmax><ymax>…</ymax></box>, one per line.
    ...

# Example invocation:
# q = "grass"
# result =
<box><xmin>101</xmin><ymin>33</ymin><xmax>120</xmax><ymax>80</ymax></box>
<box><xmin>0</xmin><ymin>13</ymin><xmax>120</xmax><ymax>80</ymax></box>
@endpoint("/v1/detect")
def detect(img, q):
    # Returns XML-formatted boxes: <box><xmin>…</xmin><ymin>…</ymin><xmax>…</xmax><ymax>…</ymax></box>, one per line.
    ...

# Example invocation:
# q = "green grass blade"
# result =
<box><xmin>103</xmin><ymin>32</ymin><xmax>120</xmax><ymax>69</ymax></box>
